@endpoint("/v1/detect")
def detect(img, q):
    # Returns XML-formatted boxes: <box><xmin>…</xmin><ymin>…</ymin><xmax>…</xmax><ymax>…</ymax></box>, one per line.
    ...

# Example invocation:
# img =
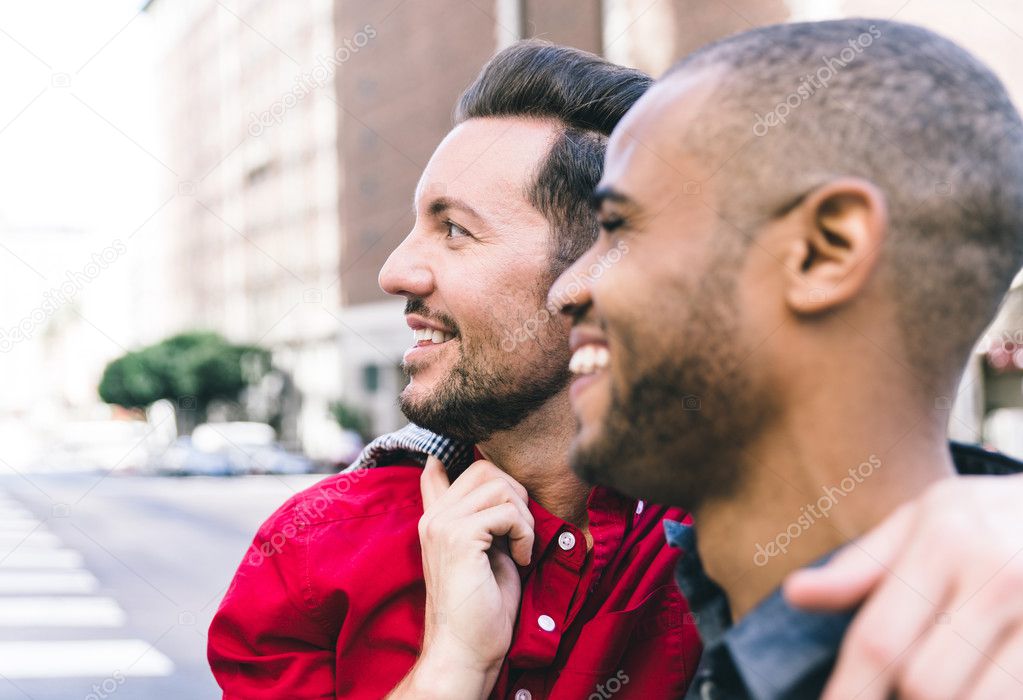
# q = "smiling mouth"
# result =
<box><xmin>569</xmin><ymin>344</ymin><xmax>609</xmax><ymax>376</ymax></box>
<box><xmin>412</xmin><ymin>328</ymin><xmax>456</xmax><ymax>346</ymax></box>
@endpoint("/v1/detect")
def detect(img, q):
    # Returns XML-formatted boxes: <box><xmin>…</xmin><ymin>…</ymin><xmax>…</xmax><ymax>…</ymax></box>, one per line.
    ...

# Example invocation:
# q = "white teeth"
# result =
<box><xmin>570</xmin><ymin>344</ymin><xmax>609</xmax><ymax>376</ymax></box>
<box><xmin>412</xmin><ymin>328</ymin><xmax>454</xmax><ymax>345</ymax></box>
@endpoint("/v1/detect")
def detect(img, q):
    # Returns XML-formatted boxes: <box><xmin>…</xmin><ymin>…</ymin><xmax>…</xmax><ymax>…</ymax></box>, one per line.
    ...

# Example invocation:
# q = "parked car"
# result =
<box><xmin>148</xmin><ymin>422</ymin><xmax>313</xmax><ymax>476</ymax></box>
<box><xmin>147</xmin><ymin>436</ymin><xmax>240</xmax><ymax>476</ymax></box>
<box><xmin>35</xmin><ymin>420</ymin><xmax>153</xmax><ymax>473</ymax></box>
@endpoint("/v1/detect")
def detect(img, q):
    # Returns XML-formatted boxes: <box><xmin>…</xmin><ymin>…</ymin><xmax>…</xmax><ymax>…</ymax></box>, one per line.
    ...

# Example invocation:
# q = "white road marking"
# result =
<box><xmin>0</xmin><ymin>548</ymin><xmax>84</xmax><ymax>569</ymax></box>
<box><xmin>0</xmin><ymin>639</ymin><xmax>175</xmax><ymax>678</ymax></box>
<box><xmin>0</xmin><ymin>518</ymin><xmax>44</xmax><ymax>531</ymax></box>
<box><xmin>0</xmin><ymin>570</ymin><xmax>100</xmax><ymax>594</ymax></box>
<box><xmin>0</xmin><ymin>531</ymin><xmax>63</xmax><ymax>548</ymax></box>
<box><xmin>0</xmin><ymin>596</ymin><xmax>126</xmax><ymax>627</ymax></box>
<box><xmin>0</xmin><ymin>494</ymin><xmax>177</xmax><ymax>680</ymax></box>
<box><xmin>0</xmin><ymin>509</ymin><xmax>35</xmax><ymax>519</ymax></box>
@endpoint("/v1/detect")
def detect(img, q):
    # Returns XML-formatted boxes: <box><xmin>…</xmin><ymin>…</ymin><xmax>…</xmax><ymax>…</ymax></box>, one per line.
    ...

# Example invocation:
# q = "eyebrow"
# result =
<box><xmin>424</xmin><ymin>195</ymin><xmax>486</xmax><ymax>222</ymax></box>
<box><xmin>590</xmin><ymin>186</ymin><xmax>637</xmax><ymax>211</ymax></box>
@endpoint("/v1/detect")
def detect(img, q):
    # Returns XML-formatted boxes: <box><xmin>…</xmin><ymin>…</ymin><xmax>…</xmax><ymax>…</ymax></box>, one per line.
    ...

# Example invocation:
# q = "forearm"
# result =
<box><xmin>386</xmin><ymin>644</ymin><xmax>500</xmax><ymax>700</ymax></box>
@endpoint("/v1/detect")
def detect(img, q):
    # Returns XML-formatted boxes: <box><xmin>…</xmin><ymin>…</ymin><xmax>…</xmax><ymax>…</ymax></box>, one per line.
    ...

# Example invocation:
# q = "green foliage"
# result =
<box><xmin>329</xmin><ymin>400</ymin><xmax>372</xmax><ymax>441</ymax></box>
<box><xmin>98</xmin><ymin>331</ymin><xmax>271</xmax><ymax>414</ymax></box>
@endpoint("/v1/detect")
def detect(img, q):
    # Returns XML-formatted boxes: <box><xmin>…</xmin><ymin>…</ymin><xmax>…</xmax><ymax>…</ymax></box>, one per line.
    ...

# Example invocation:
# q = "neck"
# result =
<box><xmin>695</xmin><ymin>380</ymin><xmax>957</xmax><ymax>621</ymax></box>
<box><xmin>477</xmin><ymin>388</ymin><xmax>592</xmax><ymax>528</ymax></box>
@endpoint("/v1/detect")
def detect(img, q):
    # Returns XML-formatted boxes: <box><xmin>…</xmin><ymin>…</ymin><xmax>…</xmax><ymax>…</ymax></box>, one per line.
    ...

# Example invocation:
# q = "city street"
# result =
<box><xmin>0</xmin><ymin>467</ymin><xmax>324</xmax><ymax>700</ymax></box>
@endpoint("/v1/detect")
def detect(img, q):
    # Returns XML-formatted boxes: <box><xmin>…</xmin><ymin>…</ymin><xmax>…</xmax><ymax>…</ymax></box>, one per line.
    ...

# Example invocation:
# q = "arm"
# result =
<box><xmin>386</xmin><ymin>457</ymin><xmax>534</xmax><ymax>700</ymax></box>
<box><xmin>208</xmin><ymin>510</ymin><xmax>336</xmax><ymax>700</ymax></box>
<box><xmin>785</xmin><ymin>474</ymin><xmax>1023</xmax><ymax>700</ymax></box>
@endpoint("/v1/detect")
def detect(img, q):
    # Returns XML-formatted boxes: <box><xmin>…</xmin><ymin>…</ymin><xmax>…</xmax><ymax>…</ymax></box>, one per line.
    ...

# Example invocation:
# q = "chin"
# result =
<box><xmin>568</xmin><ymin>432</ymin><xmax>608</xmax><ymax>484</ymax></box>
<box><xmin>398</xmin><ymin>380</ymin><xmax>434</xmax><ymax>413</ymax></box>
<box><xmin>404</xmin><ymin>361</ymin><xmax>448</xmax><ymax>391</ymax></box>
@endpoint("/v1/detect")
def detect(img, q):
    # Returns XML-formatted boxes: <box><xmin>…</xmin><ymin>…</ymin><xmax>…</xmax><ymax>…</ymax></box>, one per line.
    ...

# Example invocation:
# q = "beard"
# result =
<box><xmin>570</xmin><ymin>256</ymin><xmax>772</xmax><ymax>511</ymax></box>
<box><xmin>399</xmin><ymin>297</ymin><xmax>572</xmax><ymax>444</ymax></box>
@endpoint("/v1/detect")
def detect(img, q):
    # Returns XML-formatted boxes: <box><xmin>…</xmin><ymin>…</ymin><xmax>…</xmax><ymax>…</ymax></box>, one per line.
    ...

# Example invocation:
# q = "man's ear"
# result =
<box><xmin>781</xmin><ymin>178</ymin><xmax>888</xmax><ymax>315</ymax></box>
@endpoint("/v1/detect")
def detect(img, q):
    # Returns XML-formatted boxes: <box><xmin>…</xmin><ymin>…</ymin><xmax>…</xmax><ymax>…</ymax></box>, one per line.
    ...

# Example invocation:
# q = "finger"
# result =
<box><xmin>434</xmin><ymin>459</ymin><xmax>528</xmax><ymax>509</ymax></box>
<box><xmin>965</xmin><ymin>626</ymin><xmax>1023</xmax><ymax>700</ymax></box>
<box><xmin>443</xmin><ymin>478</ymin><xmax>534</xmax><ymax>530</ymax></box>
<box><xmin>896</xmin><ymin>585</ymin><xmax>1023</xmax><ymax>699</ymax></box>
<box><xmin>899</xmin><ymin>554</ymin><xmax>1023</xmax><ymax>699</ymax></box>
<box><xmin>420</xmin><ymin>456</ymin><xmax>451</xmax><ymax>511</ymax></box>
<box><xmin>821</xmin><ymin>537</ymin><xmax>953</xmax><ymax>700</ymax></box>
<box><xmin>785</xmin><ymin>500</ymin><xmax>917</xmax><ymax>612</ymax></box>
<box><xmin>467</xmin><ymin>502</ymin><xmax>534</xmax><ymax>566</ymax></box>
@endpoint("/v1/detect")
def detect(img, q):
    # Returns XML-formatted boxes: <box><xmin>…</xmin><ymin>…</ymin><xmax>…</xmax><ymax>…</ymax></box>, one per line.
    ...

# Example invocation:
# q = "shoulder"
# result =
<box><xmin>950</xmin><ymin>441</ymin><xmax>1023</xmax><ymax>476</ymax></box>
<box><xmin>259</xmin><ymin>463</ymin><xmax>426</xmax><ymax>537</ymax></box>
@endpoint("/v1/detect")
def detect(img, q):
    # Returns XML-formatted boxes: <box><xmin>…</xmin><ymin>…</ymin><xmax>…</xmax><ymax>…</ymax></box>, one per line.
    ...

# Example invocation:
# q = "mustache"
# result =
<box><xmin>405</xmin><ymin>297</ymin><xmax>461</xmax><ymax>336</ymax></box>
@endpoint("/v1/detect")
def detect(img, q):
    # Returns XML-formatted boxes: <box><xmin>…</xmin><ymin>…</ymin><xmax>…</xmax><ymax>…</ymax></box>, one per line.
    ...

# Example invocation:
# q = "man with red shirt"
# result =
<box><xmin>209</xmin><ymin>40</ymin><xmax>1023</xmax><ymax>699</ymax></box>
<box><xmin>209</xmin><ymin>42</ymin><xmax>700</xmax><ymax>700</ymax></box>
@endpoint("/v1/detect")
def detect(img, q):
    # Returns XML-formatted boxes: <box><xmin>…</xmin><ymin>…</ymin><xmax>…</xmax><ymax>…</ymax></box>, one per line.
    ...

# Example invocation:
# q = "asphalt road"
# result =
<box><xmin>0</xmin><ymin>467</ymin><xmax>326</xmax><ymax>700</ymax></box>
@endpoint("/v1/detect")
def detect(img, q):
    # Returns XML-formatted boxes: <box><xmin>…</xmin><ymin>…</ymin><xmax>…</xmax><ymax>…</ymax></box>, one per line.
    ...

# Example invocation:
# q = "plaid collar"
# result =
<box><xmin>344</xmin><ymin>423</ymin><xmax>475</xmax><ymax>476</ymax></box>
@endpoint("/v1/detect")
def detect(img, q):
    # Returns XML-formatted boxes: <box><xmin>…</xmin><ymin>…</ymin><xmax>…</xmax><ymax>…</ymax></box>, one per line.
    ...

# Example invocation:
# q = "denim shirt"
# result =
<box><xmin>666</xmin><ymin>520</ymin><xmax>852</xmax><ymax>700</ymax></box>
<box><xmin>665</xmin><ymin>441</ymin><xmax>1023</xmax><ymax>700</ymax></box>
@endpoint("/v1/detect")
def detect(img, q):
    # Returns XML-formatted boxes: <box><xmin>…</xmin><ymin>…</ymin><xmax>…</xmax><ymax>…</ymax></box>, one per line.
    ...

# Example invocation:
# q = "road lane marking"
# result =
<box><xmin>0</xmin><ymin>518</ymin><xmax>44</xmax><ymax>531</ymax></box>
<box><xmin>0</xmin><ymin>570</ymin><xmax>100</xmax><ymax>594</ymax></box>
<box><xmin>0</xmin><ymin>639</ymin><xmax>174</xmax><ymax>677</ymax></box>
<box><xmin>0</xmin><ymin>596</ymin><xmax>126</xmax><ymax>627</ymax></box>
<box><xmin>0</xmin><ymin>532</ymin><xmax>63</xmax><ymax>548</ymax></box>
<box><xmin>0</xmin><ymin>549</ymin><xmax>84</xmax><ymax>569</ymax></box>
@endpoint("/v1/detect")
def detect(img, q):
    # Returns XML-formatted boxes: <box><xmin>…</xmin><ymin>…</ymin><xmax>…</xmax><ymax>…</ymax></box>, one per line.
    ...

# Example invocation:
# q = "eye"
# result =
<box><xmin>445</xmin><ymin>220</ymin><xmax>473</xmax><ymax>240</ymax></box>
<box><xmin>598</xmin><ymin>215</ymin><xmax>627</xmax><ymax>235</ymax></box>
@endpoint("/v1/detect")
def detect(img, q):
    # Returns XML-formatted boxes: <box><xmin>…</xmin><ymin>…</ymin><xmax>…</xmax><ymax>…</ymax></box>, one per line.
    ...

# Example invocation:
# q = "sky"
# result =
<box><xmin>0</xmin><ymin>1</ymin><xmax>167</xmax><ymax>427</ymax></box>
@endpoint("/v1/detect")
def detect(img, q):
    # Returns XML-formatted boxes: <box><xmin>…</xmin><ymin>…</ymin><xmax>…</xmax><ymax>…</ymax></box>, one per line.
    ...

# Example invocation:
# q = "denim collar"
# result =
<box><xmin>665</xmin><ymin>520</ymin><xmax>854</xmax><ymax>700</ymax></box>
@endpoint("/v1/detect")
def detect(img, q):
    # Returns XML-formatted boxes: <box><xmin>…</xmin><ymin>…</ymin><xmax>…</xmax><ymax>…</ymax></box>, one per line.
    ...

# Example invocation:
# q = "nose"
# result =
<box><xmin>379</xmin><ymin>230</ymin><xmax>433</xmax><ymax>299</ymax></box>
<box><xmin>549</xmin><ymin>246</ymin><xmax>597</xmax><ymax>323</ymax></box>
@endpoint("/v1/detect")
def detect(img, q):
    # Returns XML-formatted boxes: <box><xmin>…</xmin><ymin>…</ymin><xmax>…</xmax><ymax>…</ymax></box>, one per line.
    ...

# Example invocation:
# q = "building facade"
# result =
<box><xmin>144</xmin><ymin>0</ymin><xmax>1023</xmax><ymax>451</ymax></box>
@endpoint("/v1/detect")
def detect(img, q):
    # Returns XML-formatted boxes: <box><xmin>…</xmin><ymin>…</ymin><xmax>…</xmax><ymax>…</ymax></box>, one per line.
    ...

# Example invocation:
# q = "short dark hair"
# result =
<box><xmin>456</xmin><ymin>40</ymin><xmax>652</xmax><ymax>274</ymax></box>
<box><xmin>669</xmin><ymin>19</ymin><xmax>1023</xmax><ymax>389</ymax></box>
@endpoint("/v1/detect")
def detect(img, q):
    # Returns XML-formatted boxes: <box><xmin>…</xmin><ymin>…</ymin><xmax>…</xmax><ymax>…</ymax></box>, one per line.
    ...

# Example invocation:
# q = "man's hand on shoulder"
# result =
<box><xmin>388</xmin><ymin>457</ymin><xmax>534</xmax><ymax>700</ymax></box>
<box><xmin>786</xmin><ymin>474</ymin><xmax>1023</xmax><ymax>700</ymax></box>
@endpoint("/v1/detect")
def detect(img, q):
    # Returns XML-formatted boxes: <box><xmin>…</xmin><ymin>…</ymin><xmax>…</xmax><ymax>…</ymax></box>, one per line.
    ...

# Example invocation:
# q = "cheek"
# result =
<box><xmin>457</xmin><ymin>269</ymin><xmax>557</xmax><ymax>343</ymax></box>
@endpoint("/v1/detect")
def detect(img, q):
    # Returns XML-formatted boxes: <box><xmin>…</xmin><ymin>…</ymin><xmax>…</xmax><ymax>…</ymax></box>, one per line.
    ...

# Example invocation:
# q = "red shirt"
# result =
<box><xmin>208</xmin><ymin>463</ymin><xmax>701</xmax><ymax>699</ymax></box>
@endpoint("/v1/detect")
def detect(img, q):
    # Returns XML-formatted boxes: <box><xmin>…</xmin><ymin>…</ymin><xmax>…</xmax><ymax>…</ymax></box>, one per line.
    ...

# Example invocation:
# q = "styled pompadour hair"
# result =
<box><xmin>456</xmin><ymin>40</ymin><xmax>652</xmax><ymax>274</ymax></box>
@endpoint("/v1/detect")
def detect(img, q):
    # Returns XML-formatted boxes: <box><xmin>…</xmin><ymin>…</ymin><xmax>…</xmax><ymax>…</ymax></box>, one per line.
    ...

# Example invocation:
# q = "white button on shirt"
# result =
<box><xmin>537</xmin><ymin>614</ymin><xmax>556</xmax><ymax>632</ymax></box>
<box><xmin>557</xmin><ymin>531</ymin><xmax>576</xmax><ymax>550</ymax></box>
<box><xmin>514</xmin><ymin>690</ymin><xmax>532</xmax><ymax>700</ymax></box>
<box><xmin>636</xmin><ymin>500</ymin><xmax>645</xmax><ymax>515</ymax></box>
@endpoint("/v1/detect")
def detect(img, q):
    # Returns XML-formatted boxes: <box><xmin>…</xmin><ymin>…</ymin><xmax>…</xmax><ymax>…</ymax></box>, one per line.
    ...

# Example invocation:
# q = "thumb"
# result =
<box><xmin>420</xmin><ymin>455</ymin><xmax>450</xmax><ymax>510</ymax></box>
<box><xmin>784</xmin><ymin>499</ymin><xmax>916</xmax><ymax>611</ymax></box>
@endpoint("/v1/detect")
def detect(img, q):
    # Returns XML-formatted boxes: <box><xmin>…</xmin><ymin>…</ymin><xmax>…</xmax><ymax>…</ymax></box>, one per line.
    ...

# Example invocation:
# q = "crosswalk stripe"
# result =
<box><xmin>0</xmin><ymin>518</ymin><xmax>44</xmax><ymax>531</ymax></box>
<box><xmin>0</xmin><ymin>549</ymin><xmax>84</xmax><ymax>569</ymax></box>
<box><xmin>0</xmin><ymin>596</ymin><xmax>126</xmax><ymax>627</ymax></box>
<box><xmin>0</xmin><ymin>532</ymin><xmax>63</xmax><ymax>549</ymax></box>
<box><xmin>0</xmin><ymin>570</ymin><xmax>100</xmax><ymax>594</ymax></box>
<box><xmin>0</xmin><ymin>509</ymin><xmax>35</xmax><ymax>520</ymax></box>
<box><xmin>0</xmin><ymin>639</ymin><xmax>175</xmax><ymax>678</ymax></box>
<box><xmin>0</xmin><ymin>496</ymin><xmax>177</xmax><ymax>681</ymax></box>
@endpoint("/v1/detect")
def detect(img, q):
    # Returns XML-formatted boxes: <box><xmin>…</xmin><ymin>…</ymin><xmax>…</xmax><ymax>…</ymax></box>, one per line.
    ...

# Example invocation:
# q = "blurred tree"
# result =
<box><xmin>330</xmin><ymin>400</ymin><xmax>372</xmax><ymax>441</ymax></box>
<box><xmin>98</xmin><ymin>331</ymin><xmax>271</xmax><ymax>433</ymax></box>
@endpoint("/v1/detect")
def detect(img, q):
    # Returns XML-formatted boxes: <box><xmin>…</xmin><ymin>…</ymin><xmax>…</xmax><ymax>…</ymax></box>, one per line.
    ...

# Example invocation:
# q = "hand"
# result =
<box><xmin>784</xmin><ymin>476</ymin><xmax>1023</xmax><ymax>700</ymax></box>
<box><xmin>389</xmin><ymin>457</ymin><xmax>534</xmax><ymax>699</ymax></box>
